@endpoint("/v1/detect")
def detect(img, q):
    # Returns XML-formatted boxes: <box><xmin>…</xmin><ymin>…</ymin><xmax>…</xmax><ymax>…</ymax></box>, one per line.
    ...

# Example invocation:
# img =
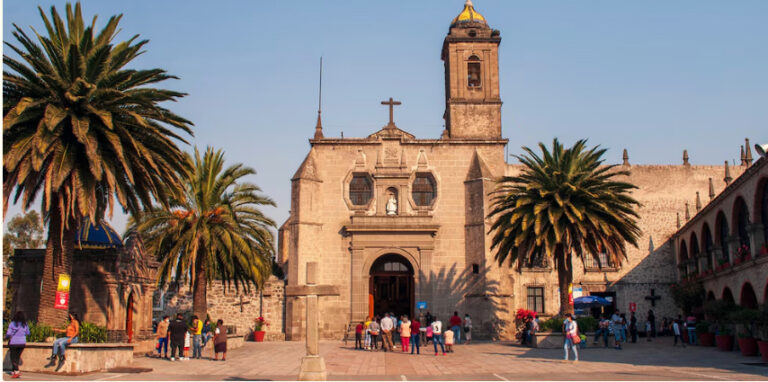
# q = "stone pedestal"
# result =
<box><xmin>299</xmin><ymin>355</ymin><xmax>327</xmax><ymax>381</ymax></box>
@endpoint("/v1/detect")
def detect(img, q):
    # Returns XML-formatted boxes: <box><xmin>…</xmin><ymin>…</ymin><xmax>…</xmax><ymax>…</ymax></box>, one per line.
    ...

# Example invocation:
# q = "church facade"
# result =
<box><xmin>278</xmin><ymin>1</ymin><xmax>747</xmax><ymax>340</ymax></box>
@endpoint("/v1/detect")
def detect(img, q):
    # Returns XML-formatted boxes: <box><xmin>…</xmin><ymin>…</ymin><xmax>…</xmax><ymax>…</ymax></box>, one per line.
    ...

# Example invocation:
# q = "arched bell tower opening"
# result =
<box><xmin>369</xmin><ymin>254</ymin><xmax>414</xmax><ymax>319</ymax></box>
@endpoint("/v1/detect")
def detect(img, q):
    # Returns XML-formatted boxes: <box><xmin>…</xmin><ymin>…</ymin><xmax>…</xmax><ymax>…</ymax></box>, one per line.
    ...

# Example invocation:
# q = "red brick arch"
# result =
<box><xmin>740</xmin><ymin>282</ymin><xmax>758</xmax><ymax>309</ymax></box>
<box><xmin>722</xmin><ymin>287</ymin><xmax>735</xmax><ymax>303</ymax></box>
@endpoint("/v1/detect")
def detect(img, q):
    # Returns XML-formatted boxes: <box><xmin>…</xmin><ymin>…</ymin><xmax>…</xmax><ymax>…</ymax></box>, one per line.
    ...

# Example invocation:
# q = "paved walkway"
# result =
<box><xmin>11</xmin><ymin>336</ymin><xmax>768</xmax><ymax>380</ymax></box>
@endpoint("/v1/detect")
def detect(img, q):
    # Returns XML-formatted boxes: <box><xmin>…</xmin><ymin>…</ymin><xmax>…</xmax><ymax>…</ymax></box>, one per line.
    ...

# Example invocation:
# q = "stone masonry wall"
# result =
<box><xmin>156</xmin><ymin>276</ymin><xmax>285</xmax><ymax>341</ymax></box>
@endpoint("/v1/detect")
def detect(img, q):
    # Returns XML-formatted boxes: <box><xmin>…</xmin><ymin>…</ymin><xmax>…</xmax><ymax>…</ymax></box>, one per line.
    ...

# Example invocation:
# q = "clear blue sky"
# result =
<box><xmin>4</xmin><ymin>0</ymin><xmax>767</xmax><ymax>235</ymax></box>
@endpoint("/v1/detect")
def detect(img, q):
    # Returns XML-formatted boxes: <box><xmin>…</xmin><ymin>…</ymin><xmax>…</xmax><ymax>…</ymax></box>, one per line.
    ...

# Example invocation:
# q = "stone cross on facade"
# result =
<box><xmin>232</xmin><ymin>295</ymin><xmax>250</xmax><ymax>312</ymax></box>
<box><xmin>381</xmin><ymin>97</ymin><xmax>401</xmax><ymax>126</ymax></box>
<box><xmin>645</xmin><ymin>288</ymin><xmax>661</xmax><ymax>307</ymax></box>
<box><xmin>285</xmin><ymin>262</ymin><xmax>340</xmax><ymax>381</ymax></box>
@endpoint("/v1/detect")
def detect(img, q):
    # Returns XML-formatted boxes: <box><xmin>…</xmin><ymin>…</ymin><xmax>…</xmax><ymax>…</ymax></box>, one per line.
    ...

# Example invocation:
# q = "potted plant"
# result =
<box><xmin>704</xmin><ymin>299</ymin><xmax>736</xmax><ymax>351</ymax></box>
<box><xmin>697</xmin><ymin>321</ymin><xmax>715</xmax><ymax>347</ymax></box>
<box><xmin>729</xmin><ymin>308</ymin><xmax>760</xmax><ymax>356</ymax></box>
<box><xmin>253</xmin><ymin>316</ymin><xmax>269</xmax><ymax>342</ymax></box>
<box><xmin>757</xmin><ymin>305</ymin><xmax>768</xmax><ymax>362</ymax></box>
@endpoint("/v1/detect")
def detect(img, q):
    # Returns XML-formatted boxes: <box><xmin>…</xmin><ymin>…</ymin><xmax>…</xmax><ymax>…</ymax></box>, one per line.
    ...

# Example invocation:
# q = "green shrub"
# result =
<box><xmin>2</xmin><ymin>320</ymin><xmax>106</xmax><ymax>343</ymax></box>
<box><xmin>79</xmin><ymin>321</ymin><xmax>107</xmax><ymax>343</ymax></box>
<box><xmin>728</xmin><ymin>308</ymin><xmax>761</xmax><ymax>325</ymax></box>
<box><xmin>695</xmin><ymin>321</ymin><xmax>710</xmax><ymax>334</ymax></box>
<box><xmin>576</xmin><ymin>316</ymin><xmax>597</xmax><ymax>332</ymax></box>
<box><xmin>703</xmin><ymin>300</ymin><xmax>737</xmax><ymax>323</ymax></box>
<box><xmin>540</xmin><ymin>317</ymin><xmax>564</xmax><ymax>332</ymax></box>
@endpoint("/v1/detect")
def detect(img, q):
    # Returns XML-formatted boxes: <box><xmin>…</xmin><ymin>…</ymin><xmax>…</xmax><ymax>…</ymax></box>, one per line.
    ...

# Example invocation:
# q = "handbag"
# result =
<box><xmin>571</xmin><ymin>333</ymin><xmax>581</xmax><ymax>344</ymax></box>
<box><xmin>463</xmin><ymin>326</ymin><xmax>469</xmax><ymax>333</ymax></box>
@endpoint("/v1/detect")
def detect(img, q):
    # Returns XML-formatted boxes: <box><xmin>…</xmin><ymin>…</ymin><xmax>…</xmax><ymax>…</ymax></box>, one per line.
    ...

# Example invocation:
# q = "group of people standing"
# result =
<box><xmin>354</xmin><ymin>311</ymin><xmax>472</xmax><ymax>356</ymax></box>
<box><xmin>154</xmin><ymin>313</ymin><xmax>228</xmax><ymax>361</ymax></box>
<box><xmin>4</xmin><ymin>311</ymin><xmax>80</xmax><ymax>378</ymax></box>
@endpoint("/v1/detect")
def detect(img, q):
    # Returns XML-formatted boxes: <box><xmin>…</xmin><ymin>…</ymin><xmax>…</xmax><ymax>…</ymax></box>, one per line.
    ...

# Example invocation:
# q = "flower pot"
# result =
<box><xmin>737</xmin><ymin>337</ymin><xmax>758</xmax><ymax>356</ymax></box>
<box><xmin>716</xmin><ymin>334</ymin><xmax>733</xmax><ymax>351</ymax></box>
<box><xmin>699</xmin><ymin>332</ymin><xmax>715</xmax><ymax>347</ymax></box>
<box><xmin>758</xmin><ymin>341</ymin><xmax>768</xmax><ymax>362</ymax></box>
<box><xmin>253</xmin><ymin>330</ymin><xmax>266</xmax><ymax>342</ymax></box>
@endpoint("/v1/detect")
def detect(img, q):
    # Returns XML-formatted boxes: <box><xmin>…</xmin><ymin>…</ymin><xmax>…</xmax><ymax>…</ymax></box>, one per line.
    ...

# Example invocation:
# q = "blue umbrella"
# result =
<box><xmin>573</xmin><ymin>295</ymin><xmax>611</xmax><ymax>309</ymax></box>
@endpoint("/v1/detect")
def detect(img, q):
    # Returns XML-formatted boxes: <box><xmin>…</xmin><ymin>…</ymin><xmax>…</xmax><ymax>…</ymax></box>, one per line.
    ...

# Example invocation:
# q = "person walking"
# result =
<box><xmin>213</xmin><ymin>319</ymin><xmax>227</xmax><ymax>361</ymax></box>
<box><xmin>563</xmin><ymin>313</ymin><xmax>579</xmax><ymax>362</ymax></box>
<box><xmin>410</xmin><ymin>318</ymin><xmax>421</xmax><ymax>355</ymax></box>
<box><xmin>6</xmin><ymin>311</ymin><xmax>30</xmax><ymax>378</ymax></box>
<box><xmin>46</xmin><ymin>312</ymin><xmax>80</xmax><ymax>367</ymax></box>
<box><xmin>431</xmin><ymin>317</ymin><xmax>446</xmax><ymax>356</ymax></box>
<box><xmin>619</xmin><ymin>313</ymin><xmax>628</xmax><ymax>345</ymax></box>
<box><xmin>629</xmin><ymin>312</ymin><xmax>638</xmax><ymax>343</ymax></box>
<box><xmin>168</xmin><ymin>313</ymin><xmax>187</xmax><ymax>361</ymax></box>
<box><xmin>463</xmin><ymin>314</ymin><xmax>473</xmax><ymax>345</ymax></box>
<box><xmin>449</xmin><ymin>311</ymin><xmax>462</xmax><ymax>345</ymax></box>
<box><xmin>369</xmin><ymin>317</ymin><xmax>381</xmax><ymax>351</ymax></box>
<box><xmin>190</xmin><ymin>315</ymin><xmax>203</xmax><ymax>359</ymax></box>
<box><xmin>156</xmin><ymin>315</ymin><xmax>170</xmax><ymax>359</ymax></box>
<box><xmin>400</xmin><ymin>316</ymin><xmax>411</xmax><ymax>352</ymax></box>
<box><xmin>381</xmin><ymin>313</ymin><xmax>394</xmax><ymax>352</ymax></box>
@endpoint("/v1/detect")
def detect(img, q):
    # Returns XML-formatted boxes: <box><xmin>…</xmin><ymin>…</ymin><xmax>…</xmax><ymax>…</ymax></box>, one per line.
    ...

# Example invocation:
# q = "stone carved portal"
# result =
<box><xmin>369</xmin><ymin>254</ymin><xmax>413</xmax><ymax>319</ymax></box>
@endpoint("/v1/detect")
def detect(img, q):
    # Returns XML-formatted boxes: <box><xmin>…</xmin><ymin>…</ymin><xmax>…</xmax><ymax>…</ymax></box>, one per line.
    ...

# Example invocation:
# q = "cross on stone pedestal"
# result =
<box><xmin>645</xmin><ymin>289</ymin><xmax>661</xmax><ymax>307</ymax></box>
<box><xmin>285</xmin><ymin>262</ymin><xmax>340</xmax><ymax>381</ymax></box>
<box><xmin>381</xmin><ymin>97</ymin><xmax>401</xmax><ymax>127</ymax></box>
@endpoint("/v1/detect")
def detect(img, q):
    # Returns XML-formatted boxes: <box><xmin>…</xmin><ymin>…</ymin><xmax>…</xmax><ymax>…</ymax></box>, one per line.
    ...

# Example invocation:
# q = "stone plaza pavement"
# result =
<box><xmin>11</xmin><ymin>336</ymin><xmax>768</xmax><ymax>381</ymax></box>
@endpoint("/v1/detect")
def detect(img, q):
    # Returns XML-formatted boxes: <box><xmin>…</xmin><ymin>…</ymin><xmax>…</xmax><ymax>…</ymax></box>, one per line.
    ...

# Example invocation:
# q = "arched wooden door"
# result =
<box><xmin>126</xmin><ymin>293</ymin><xmax>134</xmax><ymax>343</ymax></box>
<box><xmin>369</xmin><ymin>254</ymin><xmax>414</xmax><ymax>319</ymax></box>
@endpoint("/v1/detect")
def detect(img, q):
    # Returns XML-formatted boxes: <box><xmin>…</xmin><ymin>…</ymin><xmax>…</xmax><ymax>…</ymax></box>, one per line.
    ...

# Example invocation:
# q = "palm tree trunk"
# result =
<box><xmin>192</xmin><ymin>250</ymin><xmax>207</xmax><ymax>320</ymax></box>
<box><xmin>37</xmin><ymin>204</ymin><xmax>76</xmax><ymax>325</ymax></box>
<box><xmin>556</xmin><ymin>245</ymin><xmax>575</xmax><ymax>316</ymax></box>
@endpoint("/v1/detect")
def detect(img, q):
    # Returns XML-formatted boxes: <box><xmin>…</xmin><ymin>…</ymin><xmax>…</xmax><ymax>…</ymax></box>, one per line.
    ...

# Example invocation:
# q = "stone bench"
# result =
<box><xmin>531</xmin><ymin>332</ymin><xmax>598</xmax><ymax>349</ymax></box>
<box><xmin>2</xmin><ymin>342</ymin><xmax>134</xmax><ymax>374</ymax></box>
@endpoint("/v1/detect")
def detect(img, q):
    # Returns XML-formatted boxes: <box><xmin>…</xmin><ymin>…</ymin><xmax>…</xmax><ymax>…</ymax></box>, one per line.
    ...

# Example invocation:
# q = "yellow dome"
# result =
<box><xmin>451</xmin><ymin>0</ymin><xmax>487</xmax><ymax>26</ymax></box>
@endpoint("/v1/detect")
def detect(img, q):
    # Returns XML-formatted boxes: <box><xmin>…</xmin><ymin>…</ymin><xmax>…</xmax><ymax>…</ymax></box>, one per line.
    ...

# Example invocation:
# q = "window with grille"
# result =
<box><xmin>467</xmin><ymin>55</ymin><xmax>481</xmax><ymax>88</ymax></box>
<box><xmin>412</xmin><ymin>174</ymin><xmax>436</xmax><ymax>206</ymax></box>
<box><xmin>349</xmin><ymin>175</ymin><xmax>372</xmax><ymax>205</ymax></box>
<box><xmin>584</xmin><ymin>252</ymin><xmax>616</xmax><ymax>270</ymax></box>
<box><xmin>527</xmin><ymin>287</ymin><xmax>544</xmax><ymax>314</ymax></box>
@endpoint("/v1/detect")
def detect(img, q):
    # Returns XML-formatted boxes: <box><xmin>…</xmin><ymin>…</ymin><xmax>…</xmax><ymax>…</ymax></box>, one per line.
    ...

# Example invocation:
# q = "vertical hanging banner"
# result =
<box><xmin>54</xmin><ymin>274</ymin><xmax>71</xmax><ymax>310</ymax></box>
<box><xmin>568</xmin><ymin>283</ymin><xmax>574</xmax><ymax>305</ymax></box>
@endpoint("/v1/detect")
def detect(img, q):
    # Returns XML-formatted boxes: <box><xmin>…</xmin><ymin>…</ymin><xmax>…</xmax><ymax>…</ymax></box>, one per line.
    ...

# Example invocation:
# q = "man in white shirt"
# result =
<box><xmin>611</xmin><ymin>310</ymin><xmax>623</xmax><ymax>349</ymax></box>
<box><xmin>380</xmin><ymin>313</ymin><xmax>395</xmax><ymax>352</ymax></box>
<box><xmin>431</xmin><ymin>318</ymin><xmax>446</xmax><ymax>355</ymax></box>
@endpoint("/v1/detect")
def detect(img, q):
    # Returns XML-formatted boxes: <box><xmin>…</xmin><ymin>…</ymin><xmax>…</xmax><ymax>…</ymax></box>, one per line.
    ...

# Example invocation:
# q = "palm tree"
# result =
<box><xmin>132</xmin><ymin>147</ymin><xmax>276</xmax><ymax>319</ymax></box>
<box><xmin>3</xmin><ymin>3</ymin><xmax>192</xmax><ymax>324</ymax></box>
<box><xmin>488</xmin><ymin>139</ymin><xmax>641</xmax><ymax>315</ymax></box>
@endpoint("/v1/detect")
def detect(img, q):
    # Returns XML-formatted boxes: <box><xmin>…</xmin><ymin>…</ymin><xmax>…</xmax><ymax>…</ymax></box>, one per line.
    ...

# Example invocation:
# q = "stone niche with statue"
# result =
<box><xmin>9</xmin><ymin>220</ymin><xmax>158</xmax><ymax>347</ymax></box>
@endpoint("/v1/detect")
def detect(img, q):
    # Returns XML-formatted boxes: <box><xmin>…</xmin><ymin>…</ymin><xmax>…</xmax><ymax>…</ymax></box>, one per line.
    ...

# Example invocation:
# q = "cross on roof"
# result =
<box><xmin>381</xmin><ymin>97</ymin><xmax>401</xmax><ymax>126</ymax></box>
<box><xmin>645</xmin><ymin>288</ymin><xmax>661</xmax><ymax>307</ymax></box>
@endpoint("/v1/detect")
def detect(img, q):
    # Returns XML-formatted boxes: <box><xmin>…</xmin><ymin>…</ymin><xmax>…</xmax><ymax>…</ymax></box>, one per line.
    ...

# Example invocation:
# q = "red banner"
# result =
<box><xmin>54</xmin><ymin>291</ymin><xmax>69</xmax><ymax>310</ymax></box>
<box><xmin>629</xmin><ymin>302</ymin><xmax>637</xmax><ymax>312</ymax></box>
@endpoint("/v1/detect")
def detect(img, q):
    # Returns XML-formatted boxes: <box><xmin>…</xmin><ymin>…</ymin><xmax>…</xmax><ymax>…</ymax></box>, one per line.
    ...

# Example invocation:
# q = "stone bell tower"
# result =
<box><xmin>442</xmin><ymin>0</ymin><xmax>502</xmax><ymax>140</ymax></box>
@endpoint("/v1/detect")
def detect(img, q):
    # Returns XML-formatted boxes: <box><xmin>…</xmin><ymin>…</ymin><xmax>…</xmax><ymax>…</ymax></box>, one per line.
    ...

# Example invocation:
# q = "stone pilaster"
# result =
<box><xmin>350</xmin><ymin>247</ymin><xmax>367</xmax><ymax>322</ymax></box>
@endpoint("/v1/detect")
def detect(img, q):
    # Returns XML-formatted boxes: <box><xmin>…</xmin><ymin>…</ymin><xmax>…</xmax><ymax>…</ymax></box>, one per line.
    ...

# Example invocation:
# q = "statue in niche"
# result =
<box><xmin>386</xmin><ymin>194</ymin><xmax>398</xmax><ymax>216</ymax></box>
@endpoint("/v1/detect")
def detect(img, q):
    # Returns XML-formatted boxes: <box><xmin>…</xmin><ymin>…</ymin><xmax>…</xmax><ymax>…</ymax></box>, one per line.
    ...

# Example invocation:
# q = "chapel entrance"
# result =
<box><xmin>126</xmin><ymin>293</ymin><xmax>134</xmax><ymax>343</ymax></box>
<box><xmin>369</xmin><ymin>254</ymin><xmax>414</xmax><ymax>319</ymax></box>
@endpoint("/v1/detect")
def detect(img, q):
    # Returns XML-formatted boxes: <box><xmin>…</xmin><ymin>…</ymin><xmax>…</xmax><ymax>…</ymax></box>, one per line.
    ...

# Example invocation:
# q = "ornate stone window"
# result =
<box><xmin>350</xmin><ymin>175</ymin><xmax>372</xmax><ymax>206</ymax></box>
<box><xmin>412</xmin><ymin>173</ymin><xmax>436</xmax><ymax>206</ymax></box>
<box><xmin>467</xmin><ymin>55</ymin><xmax>481</xmax><ymax>88</ymax></box>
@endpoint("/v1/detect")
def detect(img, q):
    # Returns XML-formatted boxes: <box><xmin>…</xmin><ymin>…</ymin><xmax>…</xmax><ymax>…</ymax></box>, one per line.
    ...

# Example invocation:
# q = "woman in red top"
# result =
<box><xmin>449</xmin><ymin>312</ymin><xmax>462</xmax><ymax>345</ymax></box>
<box><xmin>355</xmin><ymin>322</ymin><xmax>364</xmax><ymax>350</ymax></box>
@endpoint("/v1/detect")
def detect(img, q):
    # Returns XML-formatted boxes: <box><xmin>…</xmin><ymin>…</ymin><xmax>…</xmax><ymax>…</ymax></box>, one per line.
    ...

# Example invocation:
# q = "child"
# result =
<box><xmin>444</xmin><ymin>327</ymin><xmax>455</xmax><ymax>353</ymax></box>
<box><xmin>645</xmin><ymin>320</ymin><xmax>652</xmax><ymax>342</ymax></box>
<box><xmin>355</xmin><ymin>321</ymin><xmax>364</xmax><ymax>350</ymax></box>
<box><xmin>425</xmin><ymin>324</ymin><xmax>433</xmax><ymax>344</ymax></box>
<box><xmin>184</xmin><ymin>330</ymin><xmax>191</xmax><ymax>360</ymax></box>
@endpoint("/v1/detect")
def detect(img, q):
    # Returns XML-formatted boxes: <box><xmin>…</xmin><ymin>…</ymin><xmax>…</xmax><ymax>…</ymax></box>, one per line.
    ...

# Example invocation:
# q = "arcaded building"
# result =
<box><xmin>278</xmin><ymin>0</ymin><xmax>750</xmax><ymax>340</ymax></box>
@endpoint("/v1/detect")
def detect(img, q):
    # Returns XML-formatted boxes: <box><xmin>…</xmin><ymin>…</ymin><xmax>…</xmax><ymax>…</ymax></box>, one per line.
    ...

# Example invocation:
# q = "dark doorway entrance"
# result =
<box><xmin>126</xmin><ymin>293</ymin><xmax>134</xmax><ymax>343</ymax></box>
<box><xmin>369</xmin><ymin>254</ymin><xmax>414</xmax><ymax>318</ymax></box>
<box><xmin>589</xmin><ymin>291</ymin><xmax>616</xmax><ymax>318</ymax></box>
